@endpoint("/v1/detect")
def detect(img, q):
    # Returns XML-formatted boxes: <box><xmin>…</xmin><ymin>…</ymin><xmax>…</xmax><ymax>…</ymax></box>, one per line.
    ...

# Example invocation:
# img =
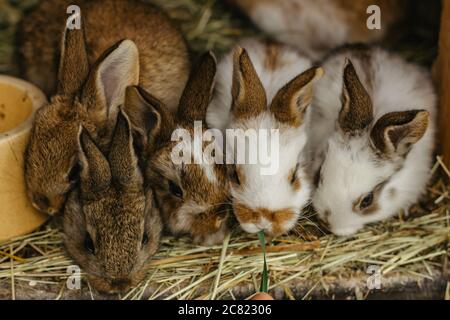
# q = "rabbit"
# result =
<box><xmin>63</xmin><ymin>109</ymin><xmax>162</xmax><ymax>293</ymax></box>
<box><xmin>123</xmin><ymin>53</ymin><xmax>233</xmax><ymax>246</ymax></box>
<box><xmin>309</xmin><ymin>45</ymin><xmax>437</xmax><ymax>236</ymax></box>
<box><xmin>227</xmin><ymin>0</ymin><xmax>407</xmax><ymax>60</ymax></box>
<box><xmin>206</xmin><ymin>39</ymin><xmax>323</xmax><ymax>237</ymax></box>
<box><xmin>19</xmin><ymin>0</ymin><xmax>190</xmax><ymax>106</ymax></box>
<box><xmin>22</xmin><ymin>0</ymin><xmax>189</xmax><ymax>215</ymax></box>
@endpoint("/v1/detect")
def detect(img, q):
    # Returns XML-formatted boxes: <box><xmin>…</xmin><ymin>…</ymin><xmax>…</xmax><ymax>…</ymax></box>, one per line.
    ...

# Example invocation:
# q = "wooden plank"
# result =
<box><xmin>437</xmin><ymin>1</ymin><xmax>450</xmax><ymax>168</ymax></box>
<box><xmin>0</xmin><ymin>270</ymin><xmax>447</xmax><ymax>300</ymax></box>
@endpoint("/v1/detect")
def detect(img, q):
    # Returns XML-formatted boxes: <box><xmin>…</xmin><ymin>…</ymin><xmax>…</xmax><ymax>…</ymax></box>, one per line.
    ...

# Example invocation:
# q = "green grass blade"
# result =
<box><xmin>258</xmin><ymin>231</ymin><xmax>269</xmax><ymax>293</ymax></box>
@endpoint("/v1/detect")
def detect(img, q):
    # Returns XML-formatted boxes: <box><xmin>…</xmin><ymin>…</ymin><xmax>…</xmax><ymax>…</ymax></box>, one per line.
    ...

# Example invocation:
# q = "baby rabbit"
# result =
<box><xmin>207</xmin><ymin>39</ymin><xmax>323</xmax><ymax>237</ymax></box>
<box><xmin>309</xmin><ymin>45</ymin><xmax>436</xmax><ymax>236</ymax></box>
<box><xmin>124</xmin><ymin>53</ymin><xmax>232</xmax><ymax>246</ymax></box>
<box><xmin>227</xmin><ymin>0</ymin><xmax>406</xmax><ymax>60</ymax></box>
<box><xmin>63</xmin><ymin>110</ymin><xmax>162</xmax><ymax>293</ymax></box>
<box><xmin>22</xmin><ymin>0</ymin><xmax>189</xmax><ymax>215</ymax></box>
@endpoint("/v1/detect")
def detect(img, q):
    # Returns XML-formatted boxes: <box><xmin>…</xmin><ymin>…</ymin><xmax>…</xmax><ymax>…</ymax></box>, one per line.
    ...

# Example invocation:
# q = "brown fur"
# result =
<box><xmin>228</xmin><ymin>0</ymin><xmax>407</xmax><ymax>53</ymax></box>
<box><xmin>63</xmin><ymin>111</ymin><xmax>162</xmax><ymax>293</ymax></box>
<box><xmin>124</xmin><ymin>86</ymin><xmax>175</xmax><ymax>163</ymax></box>
<box><xmin>130</xmin><ymin>54</ymin><xmax>233</xmax><ymax>245</ymax></box>
<box><xmin>233</xmin><ymin>204</ymin><xmax>296</xmax><ymax>237</ymax></box>
<box><xmin>370</xmin><ymin>110</ymin><xmax>429</xmax><ymax>157</ymax></box>
<box><xmin>270</xmin><ymin>67</ymin><xmax>323</xmax><ymax>127</ymax></box>
<box><xmin>177</xmin><ymin>53</ymin><xmax>217</xmax><ymax>124</ymax></box>
<box><xmin>289</xmin><ymin>167</ymin><xmax>301</xmax><ymax>191</ymax></box>
<box><xmin>22</xmin><ymin>0</ymin><xmax>189</xmax><ymax>215</ymax></box>
<box><xmin>264</xmin><ymin>42</ymin><xmax>282</xmax><ymax>71</ymax></box>
<box><xmin>334</xmin><ymin>0</ymin><xmax>407</xmax><ymax>42</ymax></box>
<box><xmin>19</xmin><ymin>0</ymin><xmax>190</xmax><ymax>108</ymax></box>
<box><xmin>231</xmin><ymin>47</ymin><xmax>268</xmax><ymax>120</ymax></box>
<box><xmin>339</xmin><ymin>59</ymin><xmax>373</xmax><ymax>135</ymax></box>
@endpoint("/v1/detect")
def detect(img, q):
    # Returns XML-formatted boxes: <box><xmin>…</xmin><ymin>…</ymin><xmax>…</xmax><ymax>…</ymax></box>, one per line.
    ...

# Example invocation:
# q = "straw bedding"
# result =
<box><xmin>0</xmin><ymin>0</ymin><xmax>448</xmax><ymax>299</ymax></box>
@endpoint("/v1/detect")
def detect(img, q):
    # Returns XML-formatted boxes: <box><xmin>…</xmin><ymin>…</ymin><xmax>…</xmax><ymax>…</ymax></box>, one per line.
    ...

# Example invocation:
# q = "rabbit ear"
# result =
<box><xmin>82</xmin><ymin>39</ymin><xmax>139</xmax><ymax>129</ymax></box>
<box><xmin>78</xmin><ymin>127</ymin><xmax>111</xmax><ymax>192</ymax></box>
<box><xmin>124</xmin><ymin>86</ymin><xmax>172</xmax><ymax>151</ymax></box>
<box><xmin>57</xmin><ymin>18</ymin><xmax>89</xmax><ymax>96</ymax></box>
<box><xmin>108</xmin><ymin>110</ymin><xmax>141</xmax><ymax>186</ymax></box>
<box><xmin>338</xmin><ymin>59</ymin><xmax>373</xmax><ymax>135</ymax></box>
<box><xmin>370</xmin><ymin>110</ymin><xmax>429</xmax><ymax>158</ymax></box>
<box><xmin>270</xmin><ymin>67</ymin><xmax>323</xmax><ymax>127</ymax></box>
<box><xmin>176</xmin><ymin>52</ymin><xmax>216</xmax><ymax>123</ymax></box>
<box><xmin>231</xmin><ymin>47</ymin><xmax>267</xmax><ymax>120</ymax></box>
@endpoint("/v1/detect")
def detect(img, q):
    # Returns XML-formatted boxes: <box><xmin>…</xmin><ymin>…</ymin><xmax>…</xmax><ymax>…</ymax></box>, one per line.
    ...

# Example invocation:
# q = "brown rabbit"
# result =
<box><xmin>124</xmin><ymin>53</ymin><xmax>233</xmax><ymax>246</ymax></box>
<box><xmin>227</xmin><ymin>0</ymin><xmax>407</xmax><ymax>60</ymax></box>
<box><xmin>19</xmin><ymin>0</ymin><xmax>190</xmax><ymax>107</ymax></box>
<box><xmin>22</xmin><ymin>0</ymin><xmax>189</xmax><ymax>215</ymax></box>
<box><xmin>63</xmin><ymin>109</ymin><xmax>162</xmax><ymax>293</ymax></box>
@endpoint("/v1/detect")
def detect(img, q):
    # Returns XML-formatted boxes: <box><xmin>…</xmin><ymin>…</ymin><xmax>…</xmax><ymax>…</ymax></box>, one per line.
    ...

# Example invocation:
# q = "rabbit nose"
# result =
<box><xmin>256</xmin><ymin>219</ymin><xmax>271</xmax><ymax>231</ymax></box>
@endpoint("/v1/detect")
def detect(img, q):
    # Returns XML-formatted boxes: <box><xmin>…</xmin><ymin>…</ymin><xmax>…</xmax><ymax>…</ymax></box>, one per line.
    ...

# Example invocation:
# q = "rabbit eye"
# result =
<box><xmin>141</xmin><ymin>232</ymin><xmax>149</xmax><ymax>247</ymax></box>
<box><xmin>169</xmin><ymin>180</ymin><xmax>183</xmax><ymax>198</ymax></box>
<box><xmin>84</xmin><ymin>233</ymin><xmax>95</xmax><ymax>255</ymax></box>
<box><xmin>68</xmin><ymin>162</ymin><xmax>81</xmax><ymax>183</ymax></box>
<box><xmin>314</xmin><ymin>165</ymin><xmax>323</xmax><ymax>187</ymax></box>
<box><xmin>33</xmin><ymin>193</ymin><xmax>49</xmax><ymax>210</ymax></box>
<box><xmin>360</xmin><ymin>192</ymin><xmax>374</xmax><ymax>210</ymax></box>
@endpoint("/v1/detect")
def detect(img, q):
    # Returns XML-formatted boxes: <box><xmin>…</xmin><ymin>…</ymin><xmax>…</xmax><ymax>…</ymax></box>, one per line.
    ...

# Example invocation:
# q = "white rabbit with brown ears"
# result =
<box><xmin>207</xmin><ymin>39</ymin><xmax>323</xmax><ymax>237</ymax></box>
<box><xmin>309</xmin><ymin>45</ymin><xmax>437</xmax><ymax>236</ymax></box>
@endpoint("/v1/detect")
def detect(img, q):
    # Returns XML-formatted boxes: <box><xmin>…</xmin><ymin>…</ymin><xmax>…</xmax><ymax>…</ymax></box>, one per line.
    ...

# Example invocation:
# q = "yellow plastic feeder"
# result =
<box><xmin>0</xmin><ymin>75</ymin><xmax>48</xmax><ymax>241</ymax></box>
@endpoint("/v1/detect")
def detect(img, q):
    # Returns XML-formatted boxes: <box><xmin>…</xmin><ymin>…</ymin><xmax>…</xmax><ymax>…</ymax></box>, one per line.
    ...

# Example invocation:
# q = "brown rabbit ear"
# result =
<box><xmin>108</xmin><ymin>110</ymin><xmax>141</xmax><ymax>186</ymax></box>
<box><xmin>82</xmin><ymin>39</ymin><xmax>139</xmax><ymax>129</ymax></box>
<box><xmin>78</xmin><ymin>127</ymin><xmax>111</xmax><ymax>193</ymax></box>
<box><xmin>57</xmin><ymin>18</ymin><xmax>89</xmax><ymax>96</ymax></box>
<box><xmin>338</xmin><ymin>59</ymin><xmax>373</xmax><ymax>135</ymax></box>
<box><xmin>124</xmin><ymin>86</ymin><xmax>172</xmax><ymax>151</ymax></box>
<box><xmin>270</xmin><ymin>67</ymin><xmax>323</xmax><ymax>127</ymax></box>
<box><xmin>177</xmin><ymin>52</ymin><xmax>216</xmax><ymax>123</ymax></box>
<box><xmin>231</xmin><ymin>47</ymin><xmax>267</xmax><ymax>120</ymax></box>
<box><xmin>370</xmin><ymin>110</ymin><xmax>429</xmax><ymax>158</ymax></box>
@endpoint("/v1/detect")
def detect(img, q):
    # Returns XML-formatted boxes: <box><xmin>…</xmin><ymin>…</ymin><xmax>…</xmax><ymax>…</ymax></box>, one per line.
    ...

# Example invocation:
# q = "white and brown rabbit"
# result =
<box><xmin>22</xmin><ymin>0</ymin><xmax>189</xmax><ymax>215</ymax></box>
<box><xmin>63</xmin><ymin>109</ymin><xmax>162</xmax><ymax>293</ymax></box>
<box><xmin>207</xmin><ymin>39</ymin><xmax>323</xmax><ymax>237</ymax></box>
<box><xmin>227</xmin><ymin>0</ymin><xmax>407</xmax><ymax>60</ymax></box>
<box><xmin>124</xmin><ymin>54</ymin><xmax>233</xmax><ymax>246</ymax></box>
<box><xmin>309</xmin><ymin>45</ymin><xmax>436</xmax><ymax>236</ymax></box>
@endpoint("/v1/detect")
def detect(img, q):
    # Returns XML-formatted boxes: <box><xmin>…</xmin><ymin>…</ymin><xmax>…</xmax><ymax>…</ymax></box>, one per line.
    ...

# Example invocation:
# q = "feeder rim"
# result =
<box><xmin>0</xmin><ymin>75</ymin><xmax>47</xmax><ymax>140</ymax></box>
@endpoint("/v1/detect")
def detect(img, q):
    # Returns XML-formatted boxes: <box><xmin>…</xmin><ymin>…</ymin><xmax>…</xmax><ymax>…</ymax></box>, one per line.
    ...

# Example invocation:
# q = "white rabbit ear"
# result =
<box><xmin>82</xmin><ymin>39</ymin><xmax>140</xmax><ymax>128</ymax></box>
<box><xmin>57</xmin><ymin>18</ymin><xmax>89</xmax><ymax>96</ymax></box>
<box><xmin>270</xmin><ymin>66</ymin><xmax>323</xmax><ymax>127</ymax></box>
<box><xmin>338</xmin><ymin>59</ymin><xmax>373</xmax><ymax>135</ymax></box>
<box><xmin>78</xmin><ymin>126</ymin><xmax>111</xmax><ymax>193</ymax></box>
<box><xmin>231</xmin><ymin>47</ymin><xmax>267</xmax><ymax>120</ymax></box>
<box><xmin>370</xmin><ymin>110</ymin><xmax>429</xmax><ymax>158</ymax></box>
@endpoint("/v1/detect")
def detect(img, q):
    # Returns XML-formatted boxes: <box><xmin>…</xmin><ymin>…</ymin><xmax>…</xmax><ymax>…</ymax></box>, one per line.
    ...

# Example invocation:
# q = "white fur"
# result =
<box><xmin>207</xmin><ymin>39</ymin><xmax>314</xmax><ymax>234</ymax></box>
<box><xmin>309</xmin><ymin>47</ymin><xmax>437</xmax><ymax>235</ymax></box>
<box><xmin>242</xmin><ymin>0</ymin><xmax>387</xmax><ymax>60</ymax></box>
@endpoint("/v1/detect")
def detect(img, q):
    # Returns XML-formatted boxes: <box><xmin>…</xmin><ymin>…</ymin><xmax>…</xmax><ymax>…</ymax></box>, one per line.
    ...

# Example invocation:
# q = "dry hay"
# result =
<box><xmin>0</xmin><ymin>157</ymin><xmax>448</xmax><ymax>300</ymax></box>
